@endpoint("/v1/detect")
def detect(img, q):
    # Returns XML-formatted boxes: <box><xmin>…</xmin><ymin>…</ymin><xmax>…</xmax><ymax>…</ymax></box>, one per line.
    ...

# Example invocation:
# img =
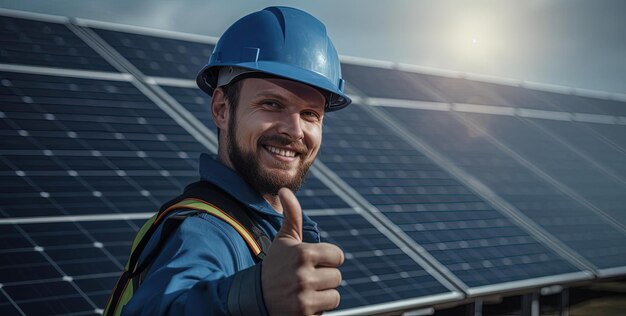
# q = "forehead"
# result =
<box><xmin>239</xmin><ymin>78</ymin><xmax>326</xmax><ymax>110</ymax></box>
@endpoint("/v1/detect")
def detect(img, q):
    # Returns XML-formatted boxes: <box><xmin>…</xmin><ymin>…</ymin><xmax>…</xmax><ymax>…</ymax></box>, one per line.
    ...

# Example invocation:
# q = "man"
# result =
<box><xmin>106</xmin><ymin>6</ymin><xmax>352</xmax><ymax>316</ymax></box>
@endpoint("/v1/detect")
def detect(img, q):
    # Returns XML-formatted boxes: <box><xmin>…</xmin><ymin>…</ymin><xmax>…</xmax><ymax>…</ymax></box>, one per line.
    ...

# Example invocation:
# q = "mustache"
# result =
<box><xmin>258</xmin><ymin>134</ymin><xmax>308</xmax><ymax>155</ymax></box>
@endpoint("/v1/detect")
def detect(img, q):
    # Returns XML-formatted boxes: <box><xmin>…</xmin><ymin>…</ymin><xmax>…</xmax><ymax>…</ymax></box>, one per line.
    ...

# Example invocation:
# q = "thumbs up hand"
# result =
<box><xmin>262</xmin><ymin>188</ymin><xmax>345</xmax><ymax>315</ymax></box>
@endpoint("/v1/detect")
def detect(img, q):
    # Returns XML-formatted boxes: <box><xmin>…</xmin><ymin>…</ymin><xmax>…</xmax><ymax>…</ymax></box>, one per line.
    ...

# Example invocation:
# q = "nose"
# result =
<box><xmin>277</xmin><ymin>112</ymin><xmax>304</xmax><ymax>141</ymax></box>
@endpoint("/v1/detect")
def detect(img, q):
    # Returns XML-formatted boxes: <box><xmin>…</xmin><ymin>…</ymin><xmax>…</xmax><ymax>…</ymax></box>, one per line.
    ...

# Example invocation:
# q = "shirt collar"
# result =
<box><xmin>199</xmin><ymin>153</ymin><xmax>279</xmax><ymax>216</ymax></box>
<box><xmin>199</xmin><ymin>153</ymin><xmax>321</xmax><ymax>242</ymax></box>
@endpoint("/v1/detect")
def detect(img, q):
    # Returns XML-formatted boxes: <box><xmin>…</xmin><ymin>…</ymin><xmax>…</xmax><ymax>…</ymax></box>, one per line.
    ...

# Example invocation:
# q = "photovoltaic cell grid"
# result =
<box><xmin>0</xmin><ymin>15</ymin><xmax>117</xmax><ymax>72</ymax></box>
<box><xmin>528</xmin><ymin>119</ymin><xmax>626</xmax><ymax>181</ymax></box>
<box><xmin>320</xmin><ymin>105</ymin><xmax>581</xmax><ymax>288</ymax></box>
<box><xmin>409</xmin><ymin>73</ymin><xmax>626</xmax><ymax>116</ymax></box>
<box><xmin>91</xmin><ymin>28</ymin><xmax>213</xmax><ymax>80</ymax></box>
<box><xmin>458</xmin><ymin>113</ymin><xmax>626</xmax><ymax>226</ymax></box>
<box><xmin>382</xmin><ymin>106</ymin><xmax>626</xmax><ymax>269</ymax></box>
<box><xmin>582</xmin><ymin>123</ymin><xmax>626</xmax><ymax>158</ymax></box>
<box><xmin>341</xmin><ymin>63</ymin><xmax>444</xmax><ymax>102</ymax></box>
<box><xmin>159</xmin><ymin>85</ymin><xmax>216</xmax><ymax>132</ymax></box>
<box><xmin>0</xmin><ymin>71</ymin><xmax>204</xmax><ymax>218</ymax></box>
<box><xmin>313</xmin><ymin>212</ymin><xmax>452</xmax><ymax>309</ymax></box>
<box><xmin>0</xmin><ymin>219</ymin><xmax>142</xmax><ymax>315</ymax></box>
<box><xmin>342</xmin><ymin>64</ymin><xmax>626</xmax><ymax>116</ymax></box>
<box><xmin>0</xmin><ymin>212</ymin><xmax>453</xmax><ymax>314</ymax></box>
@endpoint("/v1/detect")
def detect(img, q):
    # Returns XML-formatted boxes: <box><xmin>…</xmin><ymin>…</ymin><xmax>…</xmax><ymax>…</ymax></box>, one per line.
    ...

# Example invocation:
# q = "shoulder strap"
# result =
<box><xmin>127</xmin><ymin>181</ymin><xmax>271</xmax><ymax>276</ymax></box>
<box><xmin>104</xmin><ymin>181</ymin><xmax>271</xmax><ymax>316</ymax></box>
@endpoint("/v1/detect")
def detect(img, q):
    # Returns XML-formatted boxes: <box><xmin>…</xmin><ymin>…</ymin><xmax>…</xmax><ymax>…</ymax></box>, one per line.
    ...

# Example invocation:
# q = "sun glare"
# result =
<box><xmin>444</xmin><ymin>12</ymin><xmax>503</xmax><ymax>70</ymax></box>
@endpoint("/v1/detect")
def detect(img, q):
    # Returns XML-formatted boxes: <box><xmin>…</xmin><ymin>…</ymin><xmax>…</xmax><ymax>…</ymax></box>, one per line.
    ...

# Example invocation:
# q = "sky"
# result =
<box><xmin>1</xmin><ymin>0</ymin><xmax>625</xmax><ymax>94</ymax></box>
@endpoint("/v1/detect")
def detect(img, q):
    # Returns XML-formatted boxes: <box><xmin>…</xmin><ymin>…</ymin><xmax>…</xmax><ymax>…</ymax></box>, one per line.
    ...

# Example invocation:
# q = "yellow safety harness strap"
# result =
<box><xmin>161</xmin><ymin>198</ymin><xmax>263</xmax><ymax>257</ymax></box>
<box><xmin>104</xmin><ymin>194</ymin><xmax>269</xmax><ymax>316</ymax></box>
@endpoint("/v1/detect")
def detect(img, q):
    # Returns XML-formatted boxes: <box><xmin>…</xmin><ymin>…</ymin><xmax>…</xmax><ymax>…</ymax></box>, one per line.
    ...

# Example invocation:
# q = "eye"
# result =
<box><xmin>302</xmin><ymin>110</ymin><xmax>321</xmax><ymax>122</ymax></box>
<box><xmin>261</xmin><ymin>100</ymin><xmax>282</xmax><ymax>110</ymax></box>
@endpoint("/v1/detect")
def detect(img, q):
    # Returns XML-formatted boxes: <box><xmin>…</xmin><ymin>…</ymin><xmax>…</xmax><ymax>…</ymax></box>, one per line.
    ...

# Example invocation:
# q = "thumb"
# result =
<box><xmin>276</xmin><ymin>187</ymin><xmax>303</xmax><ymax>242</ymax></box>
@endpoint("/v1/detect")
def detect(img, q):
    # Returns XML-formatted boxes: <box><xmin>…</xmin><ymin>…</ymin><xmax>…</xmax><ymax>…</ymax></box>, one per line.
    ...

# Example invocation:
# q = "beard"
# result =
<box><xmin>227</xmin><ymin>115</ymin><xmax>314</xmax><ymax>196</ymax></box>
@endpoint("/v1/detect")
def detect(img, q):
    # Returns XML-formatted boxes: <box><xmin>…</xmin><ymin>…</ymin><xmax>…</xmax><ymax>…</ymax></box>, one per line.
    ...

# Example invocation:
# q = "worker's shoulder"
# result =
<box><xmin>168</xmin><ymin>210</ymin><xmax>255</xmax><ymax>266</ymax></box>
<box><xmin>174</xmin><ymin>209</ymin><xmax>249</xmax><ymax>241</ymax></box>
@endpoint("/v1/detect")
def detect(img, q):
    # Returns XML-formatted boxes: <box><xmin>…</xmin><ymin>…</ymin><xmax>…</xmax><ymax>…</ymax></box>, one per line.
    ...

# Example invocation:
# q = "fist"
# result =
<box><xmin>262</xmin><ymin>188</ymin><xmax>344</xmax><ymax>315</ymax></box>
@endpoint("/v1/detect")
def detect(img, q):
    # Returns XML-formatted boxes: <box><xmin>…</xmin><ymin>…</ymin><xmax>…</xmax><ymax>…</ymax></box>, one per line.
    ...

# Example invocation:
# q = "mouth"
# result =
<box><xmin>263</xmin><ymin>145</ymin><xmax>299</xmax><ymax>158</ymax></box>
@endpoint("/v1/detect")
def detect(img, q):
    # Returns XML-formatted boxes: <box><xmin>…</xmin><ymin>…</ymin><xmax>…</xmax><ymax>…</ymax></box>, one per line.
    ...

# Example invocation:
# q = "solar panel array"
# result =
<box><xmin>1</xmin><ymin>9</ymin><xmax>625</xmax><ymax>315</ymax></box>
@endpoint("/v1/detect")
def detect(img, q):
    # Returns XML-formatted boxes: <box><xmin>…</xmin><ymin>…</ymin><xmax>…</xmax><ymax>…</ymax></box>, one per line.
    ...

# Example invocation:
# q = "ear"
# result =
<box><xmin>211</xmin><ymin>87</ymin><xmax>229</xmax><ymax>130</ymax></box>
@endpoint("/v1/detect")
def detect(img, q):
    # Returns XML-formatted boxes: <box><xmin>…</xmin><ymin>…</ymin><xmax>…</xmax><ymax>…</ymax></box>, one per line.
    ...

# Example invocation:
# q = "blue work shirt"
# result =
<box><xmin>122</xmin><ymin>153</ymin><xmax>321</xmax><ymax>315</ymax></box>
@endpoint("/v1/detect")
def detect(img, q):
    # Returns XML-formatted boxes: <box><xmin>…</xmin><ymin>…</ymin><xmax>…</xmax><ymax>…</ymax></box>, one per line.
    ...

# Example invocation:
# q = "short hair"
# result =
<box><xmin>215</xmin><ymin>79</ymin><xmax>242</xmax><ymax>136</ymax></box>
<box><xmin>221</xmin><ymin>79</ymin><xmax>242</xmax><ymax>114</ymax></box>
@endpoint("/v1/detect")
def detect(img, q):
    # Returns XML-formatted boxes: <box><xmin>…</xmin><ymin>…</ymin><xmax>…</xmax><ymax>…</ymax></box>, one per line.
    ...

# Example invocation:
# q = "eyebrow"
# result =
<box><xmin>254</xmin><ymin>91</ymin><xmax>325</xmax><ymax>111</ymax></box>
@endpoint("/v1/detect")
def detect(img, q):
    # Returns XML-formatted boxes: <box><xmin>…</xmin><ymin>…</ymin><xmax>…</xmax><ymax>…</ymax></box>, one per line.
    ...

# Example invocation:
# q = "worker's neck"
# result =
<box><xmin>264</xmin><ymin>194</ymin><xmax>283</xmax><ymax>214</ymax></box>
<box><xmin>216</xmin><ymin>153</ymin><xmax>285</xmax><ymax>214</ymax></box>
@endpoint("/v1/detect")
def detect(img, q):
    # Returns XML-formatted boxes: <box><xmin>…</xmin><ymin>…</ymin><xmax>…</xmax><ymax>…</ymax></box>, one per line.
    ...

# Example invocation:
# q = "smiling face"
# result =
<box><xmin>213</xmin><ymin>77</ymin><xmax>326</xmax><ymax>196</ymax></box>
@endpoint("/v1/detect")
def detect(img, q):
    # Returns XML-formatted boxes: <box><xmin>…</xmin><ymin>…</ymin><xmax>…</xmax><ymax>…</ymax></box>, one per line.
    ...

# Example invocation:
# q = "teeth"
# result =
<box><xmin>266</xmin><ymin>146</ymin><xmax>296</xmax><ymax>157</ymax></box>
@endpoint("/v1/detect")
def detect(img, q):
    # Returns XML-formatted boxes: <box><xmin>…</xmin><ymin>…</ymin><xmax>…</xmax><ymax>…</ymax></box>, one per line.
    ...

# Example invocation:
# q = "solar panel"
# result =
<box><xmin>319</xmin><ymin>104</ymin><xmax>583</xmax><ymax>290</ymax></box>
<box><xmin>313</xmin><ymin>211</ymin><xmax>456</xmax><ymax>310</ymax></box>
<box><xmin>584</xmin><ymin>123</ymin><xmax>626</xmax><ymax>153</ymax></box>
<box><xmin>158</xmin><ymin>85</ymin><xmax>215</xmax><ymax>132</ymax></box>
<box><xmin>0</xmin><ymin>219</ymin><xmax>141</xmax><ymax>315</ymax></box>
<box><xmin>458</xmin><ymin>113</ymin><xmax>626</xmax><ymax>225</ymax></box>
<box><xmin>90</xmin><ymin>28</ymin><xmax>213</xmax><ymax>80</ymax></box>
<box><xmin>344</xmin><ymin>64</ymin><xmax>625</xmax><ymax>117</ymax></box>
<box><xmin>382</xmin><ymin>106</ymin><xmax>626</xmax><ymax>270</ymax></box>
<box><xmin>527</xmin><ymin>119</ymin><xmax>626</xmax><ymax>180</ymax></box>
<box><xmin>406</xmin><ymin>72</ymin><xmax>528</xmax><ymax>108</ymax></box>
<box><xmin>342</xmin><ymin>63</ymin><xmax>443</xmax><ymax>101</ymax></box>
<box><xmin>0</xmin><ymin>15</ymin><xmax>117</xmax><ymax>72</ymax></box>
<box><xmin>0</xmin><ymin>71</ymin><xmax>204</xmax><ymax>218</ymax></box>
<box><xmin>518</xmin><ymin>89</ymin><xmax>626</xmax><ymax>116</ymax></box>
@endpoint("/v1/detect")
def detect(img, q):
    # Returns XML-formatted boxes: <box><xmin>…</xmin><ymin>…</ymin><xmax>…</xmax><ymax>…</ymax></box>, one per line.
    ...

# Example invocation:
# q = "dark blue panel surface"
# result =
<box><xmin>585</xmin><ymin>123</ymin><xmax>626</xmax><ymax>153</ymax></box>
<box><xmin>525</xmin><ymin>90</ymin><xmax>626</xmax><ymax>115</ymax></box>
<box><xmin>320</xmin><ymin>105</ymin><xmax>581</xmax><ymax>288</ymax></box>
<box><xmin>159</xmin><ymin>85</ymin><xmax>215</xmax><ymax>131</ymax></box>
<box><xmin>384</xmin><ymin>106</ymin><xmax>626</xmax><ymax>269</ymax></box>
<box><xmin>298</xmin><ymin>175</ymin><xmax>351</xmax><ymax>210</ymax></box>
<box><xmin>460</xmin><ymin>113</ymin><xmax>626</xmax><ymax>226</ymax></box>
<box><xmin>342</xmin><ymin>64</ymin><xmax>443</xmax><ymax>101</ymax></box>
<box><xmin>408</xmin><ymin>73</ymin><xmax>531</xmax><ymax>108</ymax></box>
<box><xmin>312</xmin><ymin>211</ymin><xmax>452</xmax><ymax>309</ymax></box>
<box><xmin>0</xmin><ymin>212</ymin><xmax>454</xmax><ymax>314</ymax></box>
<box><xmin>0</xmin><ymin>71</ymin><xmax>204</xmax><ymax>217</ymax></box>
<box><xmin>412</xmin><ymin>73</ymin><xmax>603</xmax><ymax>113</ymax></box>
<box><xmin>530</xmin><ymin>120</ymin><xmax>626</xmax><ymax>180</ymax></box>
<box><xmin>0</xmin><ymin>219</ymin><xmax>141</xmax><ymax>315</ymax></box>
<box><xmin>92</xmin><ymin>28</ymin><xmax>213</xmax><ymax>79</ymax></box>
<box><xmin>343</xmin><ymin>63</ymin><xmax>624</xmax><ymax>116</ymax></box>
<box><xmin>0</xmin><ymin>15</ymin><xmax>117</xmax><ymax>72</ymax></box>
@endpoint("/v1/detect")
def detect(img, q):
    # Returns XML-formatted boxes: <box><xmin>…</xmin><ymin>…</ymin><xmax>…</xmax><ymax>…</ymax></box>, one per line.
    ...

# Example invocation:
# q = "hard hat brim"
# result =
<box><xmin>197</xmin><ymin>62</ymin><xmax>351</xmax><ymax>112</ymax></box>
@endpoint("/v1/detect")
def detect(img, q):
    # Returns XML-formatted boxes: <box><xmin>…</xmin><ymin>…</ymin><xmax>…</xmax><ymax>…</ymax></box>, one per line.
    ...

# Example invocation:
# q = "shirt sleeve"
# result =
<box><xmin>121</xmin><ymin>213</ymin><xmax>269</xmax><ymax>316</ymax></box>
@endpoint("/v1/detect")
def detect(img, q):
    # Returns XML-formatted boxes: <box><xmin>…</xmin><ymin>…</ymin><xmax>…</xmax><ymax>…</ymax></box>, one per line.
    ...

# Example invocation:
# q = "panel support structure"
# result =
<box><xmin>521</xmin><ymin>292</ymin><xmax>540</xmax><ymax>316</ymax></box>
<box><xmin>560</xmin><ymin>289</ymin><xmax>569</xmax><ymax>316</ymax></box>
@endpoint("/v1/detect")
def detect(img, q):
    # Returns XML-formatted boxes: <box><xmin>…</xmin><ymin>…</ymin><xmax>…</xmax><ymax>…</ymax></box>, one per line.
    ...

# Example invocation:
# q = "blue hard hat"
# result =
<box><xmin>196</xmin><ymin>6</ymin><xmax>351</xmax><ymax>111</ymax></box>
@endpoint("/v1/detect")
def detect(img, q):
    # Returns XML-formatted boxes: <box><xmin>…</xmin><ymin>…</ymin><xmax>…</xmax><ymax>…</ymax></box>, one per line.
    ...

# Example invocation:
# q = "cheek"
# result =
<box><xmin>305</xmin><ymin>124</ymin><xmax>323</xmax><ymax>152</ymax></box>
<box><xmin>236</xmin><ymin>113</ymin><xmax>273</xmax><ymax>145</ymax></box>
